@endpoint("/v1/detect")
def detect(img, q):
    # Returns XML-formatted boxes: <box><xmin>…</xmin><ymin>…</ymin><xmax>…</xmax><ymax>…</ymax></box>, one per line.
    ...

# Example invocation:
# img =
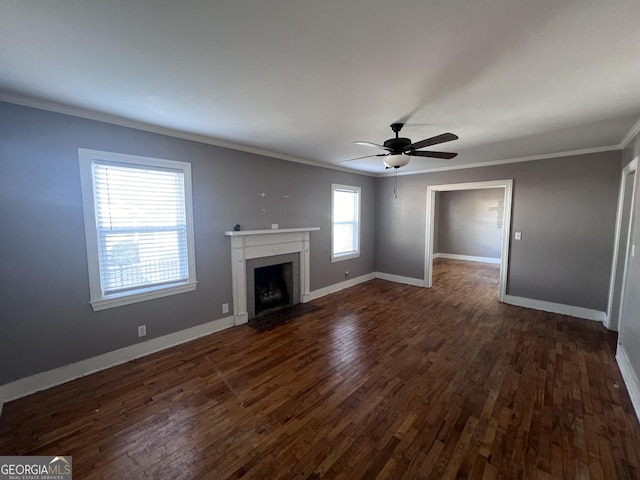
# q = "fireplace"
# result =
<box><xmin>225</xmin><ymin>227</ymin><xmax>319</xmax><ymax>325</ymax></box>
<box><xmin>246</xmin><ymin>253</ymin><xmax>300</xmax><ymax>319</ymax></box>
<box><xmin>256</xmin><ymin>264</ymin><xmax>290</xmax><ymax>313</ymax></box>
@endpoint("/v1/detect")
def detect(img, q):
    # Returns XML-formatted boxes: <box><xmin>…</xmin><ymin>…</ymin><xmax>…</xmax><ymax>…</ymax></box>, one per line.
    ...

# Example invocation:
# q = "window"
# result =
<box><xmin>79</xmin><ymin>149</ymin><xmax>197</xmax><ymax>311</ymax></box>
<box><xmin>331</xmin><ymin>184</ymin><xmax>361</xmax><ymax>262</ymax></box>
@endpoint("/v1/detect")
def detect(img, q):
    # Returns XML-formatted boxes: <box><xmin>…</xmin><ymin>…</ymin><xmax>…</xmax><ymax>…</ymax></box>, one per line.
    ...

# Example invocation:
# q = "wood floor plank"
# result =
<box><xmin>1</xmin><ymin>258</ymin><xmax>639</xmax><ymax>478</ymax></box>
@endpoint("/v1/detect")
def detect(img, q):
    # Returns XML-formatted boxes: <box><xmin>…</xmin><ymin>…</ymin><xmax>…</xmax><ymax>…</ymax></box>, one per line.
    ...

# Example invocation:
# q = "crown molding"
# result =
<box><xmin>0</xmin><ymin>93</ymin><xmax>375</xmax><ymax>177</ymax></box>
<box><xmin>620</xmin><ymin>117</ymin><xmax>640</xmax><ymax>149</ymax></box>
<box><xmin>377</xmin><ymin>145</ymin><xmax>621</xmax><ymax>177</ymax></box>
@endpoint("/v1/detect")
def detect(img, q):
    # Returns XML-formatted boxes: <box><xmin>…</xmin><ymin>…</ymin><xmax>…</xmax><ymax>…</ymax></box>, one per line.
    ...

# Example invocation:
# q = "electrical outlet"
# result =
<box><xmin>271</xmin><ymin>224</ymin><xmax>278</xmax><ymax>229</ymax></box>
<box><xmin>222</xmin><ymin>303</ymin><xmax>229</xmax><ymax>314</ymax></box>
<box><xmin>137</xmin><ymin>325</ymin><xmax>146</xmax><ymax>337</ymax></box>
<box><xmin>514</xmin><ymin>232</ymin><xmax>522</xmax><ymax>240</ymax></box>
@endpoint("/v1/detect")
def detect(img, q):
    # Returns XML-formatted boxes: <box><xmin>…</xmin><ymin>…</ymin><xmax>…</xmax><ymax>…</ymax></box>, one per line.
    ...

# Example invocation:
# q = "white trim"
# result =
<box><xmin>375</xmin><ymin>272</ymin><xmax>427</xmax><ymax>287</ymax></box>
<box><xmin>616</xmin><ymin>344</ymin><xmax>640</xmax><ymax>422</ymax></box>
<box><xmin>304</xmin><ymin>273</ymin><xmax>375</xmax><ymax>301</ymax></box>
<box><xmin>331</xmin><ymin>184</ymin><xmax>361</xmax><ymax>262</ymax></box>
<box><xmin>228</xmin><ymin>230</ymin><xmax>316</xmax><ymax>325</ymax></box>
<box><xmin>606</xmin><ymin>158</ymin><xmax>638</xmax><ymax>330</ymax></box>
<box><xmin>0</xmin><ymin>315</ymin><xmax>235</xmax><ymax>405</ymax></box>
<box><xmin>331</xmin><ymin>252</ymin><xmax>361</xmax><ymax>262</ymax></box>
<box><xmin>427</xmin><ymin>180</ymin><xmax>513</xmax><ymax>192</ymax></box>
<box><xmin>503</xmin><ymin>294</ymin><xmax>606</xmax><ymax>322</ymax></box>
<box><xmin>380</xmin><ymin>145</ymin><xmax>621</xmax><ymax>177</ymax></box>
<box><xmin>425</xmin><ymin>180</ymin><xmax>512</xmax><ymax>302</ymax></box>
<box><xmin>305</xmin><ymin>271</ymin><xmax>428</xmax><ymax>301</ymax></box>
<box><xmin>225</xmin><ymin>227</ymin><xmax>319</xmax><ymax>236</ymax></box>
<box><xmin>621</xmin><ymin>118</ymin><xmax>640</xmax><ymax>149</ymax></box>
<box><xmin>90</xmin><ymin>282</ymin><xmax>198</xmax><ymax>311</ymax></box>
<box><xmin>0</xmin><ymin>93</ymin><xmax>375</xmax><ymax>177</ymax></box>
<box><xmin>433</xmin><ymin>253</ymin><xmax>501</xmax><ymax>264</ymax></box>
<box><xmin>623</xmin><ymin>159</ymin><xmax>638</xmax><ymax>175</ymax></box>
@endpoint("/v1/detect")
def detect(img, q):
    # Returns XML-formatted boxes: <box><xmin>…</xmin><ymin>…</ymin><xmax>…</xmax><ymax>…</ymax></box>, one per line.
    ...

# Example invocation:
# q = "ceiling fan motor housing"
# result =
<box><xmin>383</xmin><ymin>137</ymin><xmax>412</xmax><ymax>153</ymax></box>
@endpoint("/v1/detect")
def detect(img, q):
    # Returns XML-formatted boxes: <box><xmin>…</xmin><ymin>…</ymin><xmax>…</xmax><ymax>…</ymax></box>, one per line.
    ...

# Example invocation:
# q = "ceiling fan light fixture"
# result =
<box><xmin>341</xmin><ymin>123</ymin><xmax>458</xmax><ymax>170</ymax></box>
<box><xmin>383</xmin><ymin>154</ymin><xmax>410</xmax><ymax>169</ymax></box>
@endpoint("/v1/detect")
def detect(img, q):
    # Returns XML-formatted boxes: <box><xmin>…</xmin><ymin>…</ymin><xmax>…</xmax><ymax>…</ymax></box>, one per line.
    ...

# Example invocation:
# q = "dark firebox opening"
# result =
<box><xmin>254</xmin><ymin>262</ymin><xmax>293</xmax><ymax>317</ymax></box>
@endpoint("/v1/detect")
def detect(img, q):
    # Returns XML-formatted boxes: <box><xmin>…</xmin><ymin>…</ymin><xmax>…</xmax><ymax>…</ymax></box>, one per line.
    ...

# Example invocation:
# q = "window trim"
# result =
<box><xmin>331</xmin><ymin>183</ymin><xmax>361</xmax><ymax>262</ymax></box>
<box><xmin>78</xmin><ymin>148</ymin><xmax>197</xmax><ymax>311</ymax></box>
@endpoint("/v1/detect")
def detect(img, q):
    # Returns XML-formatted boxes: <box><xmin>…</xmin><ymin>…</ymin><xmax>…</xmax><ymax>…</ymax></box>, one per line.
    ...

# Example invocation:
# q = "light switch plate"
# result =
<box><xmin>514</xmin><ymin>232</ymin><xmax>522</xmax><ymax>240</ymax></box>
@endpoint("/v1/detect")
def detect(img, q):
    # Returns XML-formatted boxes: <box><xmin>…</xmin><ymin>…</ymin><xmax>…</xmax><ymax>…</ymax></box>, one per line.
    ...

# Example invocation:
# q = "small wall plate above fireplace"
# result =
<box><xmin>225</xmin><ymin>227</ymin><xmax>319</xmax><ymax>326</ymax></box>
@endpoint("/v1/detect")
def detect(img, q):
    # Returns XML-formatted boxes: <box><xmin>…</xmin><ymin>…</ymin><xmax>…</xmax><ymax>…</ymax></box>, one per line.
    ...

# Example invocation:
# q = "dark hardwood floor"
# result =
<box><xmin>1</xmin><ymin>258</ymin><xmax>639</xmax><ymax>479</ymax></box>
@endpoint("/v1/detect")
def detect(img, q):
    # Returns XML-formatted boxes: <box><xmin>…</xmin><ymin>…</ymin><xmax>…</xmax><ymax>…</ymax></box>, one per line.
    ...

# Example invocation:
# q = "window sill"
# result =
<box><xmin>90</xmin><ymin>281</ymin><xmax>198</xmax><ymax>311</ymax></box>
<box><xmin>331</xmin><ymin>252</ymin><xmax>360</xmax><ymax>263</ymax></box>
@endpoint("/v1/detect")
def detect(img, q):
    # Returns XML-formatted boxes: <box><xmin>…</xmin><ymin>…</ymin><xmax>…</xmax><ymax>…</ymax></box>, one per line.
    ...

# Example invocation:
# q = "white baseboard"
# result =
<box><xmin>375</xmin><ymin>272</ymin><xmax>427</xmax><ymax>287</ymax></box>
<box><xmin>0</xmin><ymin>315</ymin><xmax>235</xmax><ymax>405</ymax></box>
<box><xmin>234</xmin><ymin>313</ymin><xmax>248</xmax><ymax>326</ymax></box>
<box><xmin>305</xmin><ymin>271</ymin><xmax>427</xmax><ymax>302</ymax></box>
<box><xmin>503</xmin><ymin>294</ymin><xmax>607</xmax><ymax>322</ymax></box>
<box><xmin>433</xmin><ymin>253</ymin><xmax>501</xmax><ymax>264</ymax></box>
<box><xmin>305</xmin><ymin>273</ymin><xmax>376</xmax><ymax>301</ymax></box>
<box><xmin>616</xmin><ymin>344</ymin><xmax>640</xmax><ymax>423</ymax></box>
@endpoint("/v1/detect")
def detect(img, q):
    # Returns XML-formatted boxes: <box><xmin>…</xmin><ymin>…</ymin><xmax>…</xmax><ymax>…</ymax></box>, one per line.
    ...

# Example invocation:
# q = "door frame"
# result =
<box><xmin>606</xmin><ymin>157</ymin><xmax>638</xmax><ymax>330</ymax></box>
<box><xmin>425</xmin><ymin>179</ymin><xmax>513</xmax><ymax>302</ymax></box>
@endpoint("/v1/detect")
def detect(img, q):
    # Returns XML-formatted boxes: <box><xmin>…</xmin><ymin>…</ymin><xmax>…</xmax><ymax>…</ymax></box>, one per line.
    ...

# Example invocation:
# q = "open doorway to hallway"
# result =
<box><xmin>425</xmin><ymin>180</ymin><xmax>513</xmax><ymax>302</ymax></box>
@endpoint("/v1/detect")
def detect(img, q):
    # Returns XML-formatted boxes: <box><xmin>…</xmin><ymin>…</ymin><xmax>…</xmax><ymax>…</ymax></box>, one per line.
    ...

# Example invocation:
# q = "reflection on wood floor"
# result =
<box><xmin>1</xmin><ymin>258</ymin><xmax>638</xmax><ymax>479</ymax></box>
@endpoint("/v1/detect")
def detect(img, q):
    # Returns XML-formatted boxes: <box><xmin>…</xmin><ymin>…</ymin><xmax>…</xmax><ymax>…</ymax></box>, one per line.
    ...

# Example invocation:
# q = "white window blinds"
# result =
<box><xmin>79</xmin><ymin>148</ymin><xmax>197</xmax><ymax>311</ymax></box>
<box><xmin>332</xmin><ymin>185</ymin><xmax>360</xmax><ymax>260</ymax></box>
<box><xmin>92</xmin><ymin>162</ymin><xmax>189</xmax><ymax>295</ymax></box>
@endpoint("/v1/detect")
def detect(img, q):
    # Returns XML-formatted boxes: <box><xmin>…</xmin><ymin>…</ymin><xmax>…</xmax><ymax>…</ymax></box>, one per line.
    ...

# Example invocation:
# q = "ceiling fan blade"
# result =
<box><xmin>408</xmin><ymin>133</ymin><xmax>458</xmax><ymax>150</ymax></box>
<box><xmin>354</xmin><ymin>141</ymin><xmax>391</xmax><ymax>151</ymax></box>
<box><xmin>338</xmin><ymin>153</ymin><xmax>388</xmax><ymax>164</ymax></box>
<box><xmin>407</xmin><ymin>150</ymin><xmax>458</xmax><ymax>159</ymax></box>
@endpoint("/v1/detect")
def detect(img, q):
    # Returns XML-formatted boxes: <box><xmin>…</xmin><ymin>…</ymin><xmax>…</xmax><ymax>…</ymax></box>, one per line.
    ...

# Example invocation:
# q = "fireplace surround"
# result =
<box><xmin>225</xmin><ymin>227</ymin><xmax>319</xmax><ymax>325</ymax></box>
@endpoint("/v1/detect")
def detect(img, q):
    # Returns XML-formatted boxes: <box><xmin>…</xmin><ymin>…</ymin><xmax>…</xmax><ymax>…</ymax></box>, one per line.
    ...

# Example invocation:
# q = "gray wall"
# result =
<box><xmin>436</xmin><ymin>188</ymin><xmax>503</xmax><ymax>259</ymax></box>
<box><xmin>375</xmin><ymin>151</ymin><xmax>621</xmax><ymax>311</ymax></box>
<box><xmin>0</xmin><ymin>102</ymin><xmax>375</xmax><ymax>385</ymax></box>
<box><xmin>620</xmin><ymin>133</ymin><xmax>640</xmax><ymax>394</ymax></box>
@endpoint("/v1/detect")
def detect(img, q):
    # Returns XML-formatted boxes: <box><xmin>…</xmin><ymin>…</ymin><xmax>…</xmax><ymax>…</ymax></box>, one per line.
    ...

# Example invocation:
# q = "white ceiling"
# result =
<box><xmin>2</xmin><ymin>0</ymin><xmax>640</xmax><ymax>174</ymax></box>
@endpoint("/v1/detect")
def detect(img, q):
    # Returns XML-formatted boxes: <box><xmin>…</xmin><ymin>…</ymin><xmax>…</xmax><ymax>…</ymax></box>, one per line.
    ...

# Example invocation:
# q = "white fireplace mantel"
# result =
<box><xmin>225</xmin><ymin>227</ymin><xmax>319</xmax><ymax>325</ymax></box>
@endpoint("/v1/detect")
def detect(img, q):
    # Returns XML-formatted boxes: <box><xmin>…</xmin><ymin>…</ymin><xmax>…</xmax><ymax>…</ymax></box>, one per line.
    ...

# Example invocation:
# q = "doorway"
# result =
<box><xmin>606</xmin><ymin>158</ymin><xmax>637</xmax><ymax>331</ymax></box>
<box><xmin>425</xmin><ymin>180</ymin><xmax>513</xmax><ymax>302</ymax></box>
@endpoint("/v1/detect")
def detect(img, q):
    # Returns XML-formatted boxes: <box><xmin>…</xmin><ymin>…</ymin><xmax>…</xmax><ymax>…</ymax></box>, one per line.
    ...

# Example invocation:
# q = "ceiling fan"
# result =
<box><xmin>340</xmin><ymin>123</ymin><xmax>458</xmax><ymax>169</ymax></box>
